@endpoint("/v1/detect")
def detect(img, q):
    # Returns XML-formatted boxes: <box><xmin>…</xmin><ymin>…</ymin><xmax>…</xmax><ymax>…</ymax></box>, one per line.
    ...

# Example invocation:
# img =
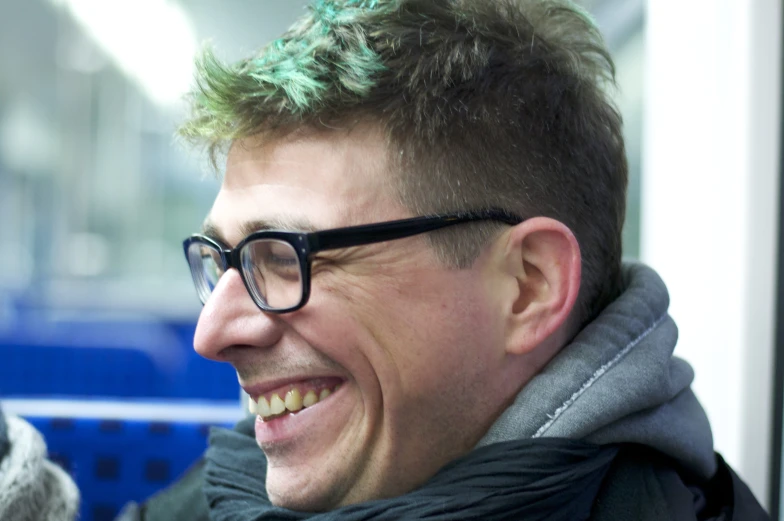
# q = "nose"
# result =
<box><xmin>193</xmin><ymin>268</ymin><xmax>283</xmax><ymax>361</ymax></box>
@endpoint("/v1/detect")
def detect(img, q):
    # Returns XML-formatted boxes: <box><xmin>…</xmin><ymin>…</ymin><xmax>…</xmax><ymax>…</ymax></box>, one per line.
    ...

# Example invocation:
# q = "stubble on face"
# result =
<box><xmin>207</xmin><ymin>126</ymin><xmax>517</xmax><ymax>511</ymax></box>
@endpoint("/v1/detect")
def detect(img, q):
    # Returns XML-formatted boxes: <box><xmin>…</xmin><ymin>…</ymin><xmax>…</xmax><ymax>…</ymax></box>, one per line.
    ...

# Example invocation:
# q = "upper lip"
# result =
<box><xmin>241</xmin><ymin>375</ymin><xmax>343</xmax><ymax>400</ymax></box>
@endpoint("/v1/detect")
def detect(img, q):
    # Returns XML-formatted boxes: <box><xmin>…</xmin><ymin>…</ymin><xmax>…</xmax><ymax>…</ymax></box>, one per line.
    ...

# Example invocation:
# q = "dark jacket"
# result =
<box><xmin>592</xmin><ymin>446</ymin><xmax>768</xmax><ymax>520</ymax></box>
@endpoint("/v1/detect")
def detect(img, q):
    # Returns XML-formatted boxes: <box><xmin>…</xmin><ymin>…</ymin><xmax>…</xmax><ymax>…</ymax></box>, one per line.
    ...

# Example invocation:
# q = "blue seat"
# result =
<box><xmin>0</xmin><ymin>314</ymin><xmax>237</xmax><ymax>400</ymax></box>
<box><xmin>25</xmin><ymin>415</ymin><xmax>236</xmax><ymax>521</ymax></box>
<box><xmin>2</xmin><ymin>309</ymin><xmax>243</xmax><ymax>520</ymax></box>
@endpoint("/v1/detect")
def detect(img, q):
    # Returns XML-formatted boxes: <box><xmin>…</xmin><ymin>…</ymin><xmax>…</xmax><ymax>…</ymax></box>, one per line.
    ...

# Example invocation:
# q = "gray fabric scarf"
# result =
<box><xmin>204</xmin><ymin>417</ymin><xmax>619</xmax><ymax>521</ymax></box>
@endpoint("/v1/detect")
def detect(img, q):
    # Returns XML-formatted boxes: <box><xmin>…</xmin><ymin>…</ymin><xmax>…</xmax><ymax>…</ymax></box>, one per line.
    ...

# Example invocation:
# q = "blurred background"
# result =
<box><xmin>0</xmin><ymin>0</ymin><xmax>780</xmax><ymax>520</ymax></box>
<box><xmin>0</xmin><ymin>0</ymin><xmax>644</xmax><ymax>317</ymax></box>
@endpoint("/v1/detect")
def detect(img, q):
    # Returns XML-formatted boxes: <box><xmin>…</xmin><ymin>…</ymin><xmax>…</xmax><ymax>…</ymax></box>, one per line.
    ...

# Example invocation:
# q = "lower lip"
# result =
<box><xmin>254</xmin><ymin>385</ymin><xmax>346</xmax><ymax>445</ymax></box>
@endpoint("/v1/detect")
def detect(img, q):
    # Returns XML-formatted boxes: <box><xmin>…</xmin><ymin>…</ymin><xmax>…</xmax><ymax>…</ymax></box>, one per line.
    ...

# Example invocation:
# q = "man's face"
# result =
<box><xmin>194</xmin><ymin>128</ymin><xmax>517</xmax><ymax>510</ymax></box>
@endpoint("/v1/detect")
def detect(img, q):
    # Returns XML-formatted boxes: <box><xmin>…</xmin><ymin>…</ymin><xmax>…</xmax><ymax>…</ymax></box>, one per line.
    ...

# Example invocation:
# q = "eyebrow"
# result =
<box><xmin>201</xmin><ymin>216</ymin><xmax>318</xmax><ymax>245</ymax></box>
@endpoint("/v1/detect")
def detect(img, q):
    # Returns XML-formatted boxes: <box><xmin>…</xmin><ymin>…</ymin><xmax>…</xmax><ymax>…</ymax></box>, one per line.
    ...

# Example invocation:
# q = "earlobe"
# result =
<box><xmin>502</xmin><ymin>217</ymin><xmax>581</xmax><ymax>356</ymax></box>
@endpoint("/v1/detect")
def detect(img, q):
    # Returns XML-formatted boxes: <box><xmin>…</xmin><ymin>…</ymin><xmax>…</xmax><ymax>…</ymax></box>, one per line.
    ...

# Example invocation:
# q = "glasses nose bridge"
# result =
<box><xmin>220</xmin><ymin>245</ymin><xmax>258</xmax><ymax>304</ymax></box>
<box><xmin>222</xmin><ymin>245</ymin><xmax>244</xmax><ymax>273</ymax></box>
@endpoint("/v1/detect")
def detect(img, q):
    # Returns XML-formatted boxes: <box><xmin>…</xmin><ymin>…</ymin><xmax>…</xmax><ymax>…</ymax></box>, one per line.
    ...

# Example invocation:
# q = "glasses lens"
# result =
<box><xmin>241</xmin><ymin>239</ymin><xmax>303</xmax><ymax>310</ymax></box>
<box><xmin>186</xmin><ymin>241</ymin><xmax>225</xmax><ymax>304</ymax></box>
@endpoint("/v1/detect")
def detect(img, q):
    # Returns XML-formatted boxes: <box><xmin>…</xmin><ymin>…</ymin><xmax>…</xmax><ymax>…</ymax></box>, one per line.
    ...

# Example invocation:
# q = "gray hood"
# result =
<box><xmin>478</xmin><ymin>262</ymin><xmax>717</xmax><ymax>479</ymax></box>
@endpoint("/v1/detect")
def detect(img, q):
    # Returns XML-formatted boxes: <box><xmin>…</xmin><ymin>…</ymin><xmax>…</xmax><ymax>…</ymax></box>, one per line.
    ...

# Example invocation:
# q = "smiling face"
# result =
<box><xmin>193</xmin><ymin>127</ymin><xmax>526</xmax><ymax>510</ymax></box>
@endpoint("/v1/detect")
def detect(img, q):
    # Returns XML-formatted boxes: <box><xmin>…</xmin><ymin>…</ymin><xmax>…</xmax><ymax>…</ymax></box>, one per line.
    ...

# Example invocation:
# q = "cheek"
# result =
<box><xmin>287</xmin><ymin>287</ymin><xmax>387</xmax><ymax>403</ymax></box>
<box><xmin>350</xmin><ymin>273</ymin><xmax>508</xmax><ymax>461</ymax></box>
<box><xmin>348</xmin><ymin>270</ymin><xmax>501</xmax><ymax>396</ymax></box>
<box><xmin>295</xmin><ymin>262</ymin><xmax>502</xmax><ymax>408</ymax></box>
<box><xmin>400</xmin><ymin>302</ymin><xmax>496</xmax><ymax>391</ymax></box>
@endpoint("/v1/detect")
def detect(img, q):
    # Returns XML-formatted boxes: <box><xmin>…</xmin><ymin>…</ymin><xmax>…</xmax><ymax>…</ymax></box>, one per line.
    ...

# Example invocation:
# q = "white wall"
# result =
<box><xmin>642</xmin><ymin>0</ymin><xmax>781</xmax><ymax>509</ymax></box>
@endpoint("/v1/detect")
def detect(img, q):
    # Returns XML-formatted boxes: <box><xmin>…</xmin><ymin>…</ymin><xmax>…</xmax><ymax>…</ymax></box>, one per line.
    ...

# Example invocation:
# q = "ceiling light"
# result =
<box><xmin>51</xmin><ymin>0</ymin><xmax>197</xmax><ymax>106</ymax></box>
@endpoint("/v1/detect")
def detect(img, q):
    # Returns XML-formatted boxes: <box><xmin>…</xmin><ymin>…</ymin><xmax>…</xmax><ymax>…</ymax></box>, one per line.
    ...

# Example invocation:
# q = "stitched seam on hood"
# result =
<box><xmin>532</xmin><ymin>312</ymin><xmax>668</xmax><ymax>438</ymax></box>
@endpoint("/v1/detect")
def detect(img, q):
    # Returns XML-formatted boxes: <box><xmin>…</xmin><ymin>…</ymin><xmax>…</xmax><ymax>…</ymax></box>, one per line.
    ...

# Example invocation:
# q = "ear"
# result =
<box><xmin>500</xmin><ymin>217</ymin><xmax>581</xmax><ymax>356</ymax></box>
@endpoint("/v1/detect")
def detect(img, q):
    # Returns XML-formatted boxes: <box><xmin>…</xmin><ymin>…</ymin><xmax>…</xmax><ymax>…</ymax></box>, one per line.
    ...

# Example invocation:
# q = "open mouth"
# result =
<box><xmin>249</xmin><ymin>381</ymin><xmax>342</xmax><ymax>421</ymax></box>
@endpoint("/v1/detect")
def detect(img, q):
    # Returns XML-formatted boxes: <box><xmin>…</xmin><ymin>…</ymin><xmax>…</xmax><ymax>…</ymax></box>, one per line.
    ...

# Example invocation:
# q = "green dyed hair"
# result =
<box><xmin>179</xmin><ymin>0</ymin><xmax>628</xmax><ymax>325</ymax></box>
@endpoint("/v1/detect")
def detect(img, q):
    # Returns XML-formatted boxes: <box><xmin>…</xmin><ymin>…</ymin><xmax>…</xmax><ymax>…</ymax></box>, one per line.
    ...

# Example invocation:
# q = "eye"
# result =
<box><xmin>265</xmin><ymin>243</ymin><xmax>298</xmax><ymax>267</ymax></box>
<box><xmin>245</xmin><ymin>239</ymin><xmax>302</xmax><ymax>283</ymax></box>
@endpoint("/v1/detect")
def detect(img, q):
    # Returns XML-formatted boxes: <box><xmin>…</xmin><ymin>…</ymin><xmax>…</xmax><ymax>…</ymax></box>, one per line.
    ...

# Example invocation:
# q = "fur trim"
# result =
<box><xmin>0</xmin><ymin>415</ymin><xmax>80</xmax><ymax>521</ymax></box>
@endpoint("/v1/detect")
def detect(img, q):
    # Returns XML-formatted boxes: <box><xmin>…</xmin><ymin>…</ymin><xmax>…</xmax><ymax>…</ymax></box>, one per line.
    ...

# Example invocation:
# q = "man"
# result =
<box><xmin>120</xmin><ymin>0</ymin><xmax>769</xmax><ymax>519</ymax></box>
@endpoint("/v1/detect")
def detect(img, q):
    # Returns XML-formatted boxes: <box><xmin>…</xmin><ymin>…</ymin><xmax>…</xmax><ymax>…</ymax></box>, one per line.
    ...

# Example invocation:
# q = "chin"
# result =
<box><xmin>267</xmin><ymin>490</ymin><xmax>329</xmax><ymax>513</ymax></box>
<box><xmin>265</xmin><ymin>475</ymin><xmax>346</xmax><ymax>513</ymax></box>
<box><xmin>268</xmin><ymin>469</ymin><xmax>391</xmax><ymax>513</ymax></box>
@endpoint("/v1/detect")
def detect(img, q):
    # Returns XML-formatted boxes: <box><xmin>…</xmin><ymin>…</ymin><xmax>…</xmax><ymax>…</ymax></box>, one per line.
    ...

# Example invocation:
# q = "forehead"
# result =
<box><xmin>225</xmin><ymin>127</ymin><xmax>388</xmax><ymax>186</ymax></box>
<box><xmin>207</xmin><ymin>127</ymin><xmax>406</xmax><ymax>242</ymax></box>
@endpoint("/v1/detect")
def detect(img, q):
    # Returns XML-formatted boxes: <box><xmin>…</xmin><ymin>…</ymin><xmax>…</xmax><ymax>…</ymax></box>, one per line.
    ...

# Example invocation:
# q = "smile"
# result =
<box><xmin>249</xmin><ymin>381</ymin><xmax>343</xmax><ymax>421</ymax></box>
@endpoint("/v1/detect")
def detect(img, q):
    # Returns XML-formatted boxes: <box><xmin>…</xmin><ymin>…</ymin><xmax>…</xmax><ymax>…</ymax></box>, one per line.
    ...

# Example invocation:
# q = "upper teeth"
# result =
<box><xmin>269</xmin><ymin>394</ymin><xmax>286</xmax><ymax>415</ymax></box>
<box><xmin>249</xmin><ymin>384</ymin><xmax>340</xmax><ymax>419</ymax></box>
<box><xmin>303</xmin><ymin>390</ymin><xmax>318</xmax><ymax>407</ymax></box>
<box><xmin>284</xmin><ymin>388</ymin><xmax>302</xmax><ymax>412</ymax></box>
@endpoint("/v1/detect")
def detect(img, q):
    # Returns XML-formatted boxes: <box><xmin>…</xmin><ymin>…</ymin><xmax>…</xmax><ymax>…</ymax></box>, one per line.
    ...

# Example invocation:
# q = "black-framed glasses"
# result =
<box><xmin>183</xmin><ymin>209</ymin><xmax>523</xmax><ymax>313</ymax></box>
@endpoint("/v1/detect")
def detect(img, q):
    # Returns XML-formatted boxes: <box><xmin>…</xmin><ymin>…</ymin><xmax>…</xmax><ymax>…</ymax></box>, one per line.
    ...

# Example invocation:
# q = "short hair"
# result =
<box><xmin>179</xmin><ymin>0</ymin><xmax>628</xmax><ymax>325</ymax></box>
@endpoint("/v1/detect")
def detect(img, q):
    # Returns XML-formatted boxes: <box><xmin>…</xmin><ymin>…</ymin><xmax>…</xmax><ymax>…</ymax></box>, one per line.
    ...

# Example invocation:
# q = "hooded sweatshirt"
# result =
<box><xmin>479</xmin><ymin>262</ymin><xmax>716</xmax><ymax>479</ymax></box>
